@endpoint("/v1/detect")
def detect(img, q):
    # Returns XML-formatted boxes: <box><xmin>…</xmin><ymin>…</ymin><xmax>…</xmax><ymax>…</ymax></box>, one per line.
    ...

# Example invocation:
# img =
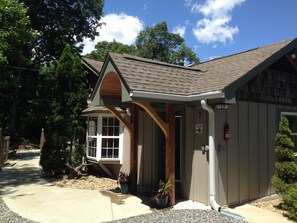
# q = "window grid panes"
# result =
<box><xmin>101</xmin><ymin>117</ymin><xmax>120</xmax><ymax>159</ymax></box>
<box><xmin>88</xmin><ymin>138</ymin><xmax>97</xmax><ymax>158</ymax></box>
<box><xmin>88</xmin><ymin>117</ymin><xmax>97</xmax><ymax>136</ymax></box>
<box><xmin>87</xmin><ymin>117</ymin><xmax>98</xmax><ymax>158</ymax></box>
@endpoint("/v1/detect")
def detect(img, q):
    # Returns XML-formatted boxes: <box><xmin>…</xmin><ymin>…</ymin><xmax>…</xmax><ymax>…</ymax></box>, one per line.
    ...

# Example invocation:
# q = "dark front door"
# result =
<box><xmin>175</xmin><ymin>115</ymin><xmax>182</xmax><ymax>195</ymax></box>
<box><xmin>156</xmin><ymin>113</ymin><xmax>182</xmax><ymax>196</ymax></box>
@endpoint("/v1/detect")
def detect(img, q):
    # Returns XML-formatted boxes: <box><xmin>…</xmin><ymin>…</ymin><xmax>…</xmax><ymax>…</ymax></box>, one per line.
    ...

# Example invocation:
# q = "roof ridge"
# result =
<box><xmin>110</xmin><ymin>52</ymin><xmax>202</xmax><ymax>72</ymax></box>
<box><xmin>82</xmin><ymin>57</ymin><xmax>104</xmax><ymax>62</ymax></box>
<box><xmin>198</xmin><ymin>38</ymin><xmax>296</xmax><ymax>65</ymax></box>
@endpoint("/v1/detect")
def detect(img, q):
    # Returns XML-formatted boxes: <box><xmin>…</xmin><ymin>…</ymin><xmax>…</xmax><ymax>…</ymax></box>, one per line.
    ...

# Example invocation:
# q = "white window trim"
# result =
<box><xmin>86</xmin><ymin>114</ymin><xmax>124</xmax><ymax>163</ymax></box>
<box><xmin>281</xmin><ymin>112</ymin><xmax>297</xmax><ymax>157</ymax></box>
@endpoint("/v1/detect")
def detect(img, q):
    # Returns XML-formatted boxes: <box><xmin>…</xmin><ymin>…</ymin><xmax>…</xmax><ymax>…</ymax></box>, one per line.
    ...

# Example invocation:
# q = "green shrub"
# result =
<box><xmin>272</xmin><ymin>117</ymin><xmax>297</xmax><ymax>194</ymax></box>
<box><xmin>282</xmin><ymin>185</ymin><xmax>297</xmax><ymax>221</ymax></box>
<box><xmin>71</xmin><ymin>144</ymin><xmax>86</xmax><ymax>167</ymax></box>
<box><xmin>40</xmin><ymin>139</ymin><xmax>67</xmax><ymax>176</ymax></box>
<box><xmin>271</xmin><ymin>175</ymin><xmax>290</xmax><ymax>194</ymax></box>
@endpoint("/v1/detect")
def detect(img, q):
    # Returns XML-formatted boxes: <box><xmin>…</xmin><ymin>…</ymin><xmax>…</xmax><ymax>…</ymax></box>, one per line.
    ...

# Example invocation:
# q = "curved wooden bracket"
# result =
<box><xmin>132</xmin><ymin>100</ymin><xmax>169</xmax><ymax>138</ymax></box>
<box><xmin>104</xmin><ymin>106</ymin><xmax>134</xmax><ymax>136</ymax></box>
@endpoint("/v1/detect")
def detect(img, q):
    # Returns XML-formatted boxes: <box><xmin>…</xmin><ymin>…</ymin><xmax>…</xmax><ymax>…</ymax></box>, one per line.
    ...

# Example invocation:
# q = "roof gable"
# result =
<box><xmin>89</xmin><ymin>38</ymin><xmax>297</xmax><ymax>103</ymax></box>
<box><xmin>109</xmin><ymin>53</ymin><xmax>204</xmax><ymax>96</ymax></box>
<box><xmin>82</xmin><ymin>57</ymin><xmax>104</xmax><ymax>76</ymax></box>
<box><xmin>192</xmin><ymin>38</ymin><xmax>297</xmax><ymax>99</ymax></box>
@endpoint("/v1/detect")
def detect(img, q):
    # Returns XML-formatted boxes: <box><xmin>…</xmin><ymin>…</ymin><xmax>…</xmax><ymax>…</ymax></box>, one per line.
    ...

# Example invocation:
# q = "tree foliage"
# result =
<box><xmin>272</xmin><ymin>117</ymin><xmax>297</xmax><ymax>194</ymax></box>
<box><xmin>20</xmin><ymin>0</ymin><xmax>104</xmax><ymax>62</ymax></box>
<box><xmin>87</xmin><ymin>22</ymin><xmax>200</xmax><ymax>65</ymax></box>
<box><xmin>135</xmin><ymin>22</ymin><xmax>199</xmax><ymax>65</ymax></box>
<box><xmin>86</xmin><ymin>40</ymin><xmax>136</xmax><ymax>61</ymax></box>
<box><xmin>40</xmin><ymin>45</ymin><xmax>88</xmax><ymax>175</ymax></box>
<box><xmin>0</xmin><ymin>0</ymin><xmax>37</xmax><ymax>136</ymax></box>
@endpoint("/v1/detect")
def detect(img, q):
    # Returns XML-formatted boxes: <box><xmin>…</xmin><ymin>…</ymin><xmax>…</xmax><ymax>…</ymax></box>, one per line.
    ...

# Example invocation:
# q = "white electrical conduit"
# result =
<box><xmin>201</xmin><ymin>99</ymin><xmax>221</xmax><ymax>212</ymax></box>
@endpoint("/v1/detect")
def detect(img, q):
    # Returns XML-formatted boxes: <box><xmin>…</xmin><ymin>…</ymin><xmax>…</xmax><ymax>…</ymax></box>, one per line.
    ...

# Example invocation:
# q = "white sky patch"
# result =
<box><xmin>172</xmin><ymin>25</ymin><xmax>186</xmax><ymax>37</ymax></box>
<box><xmin>205</xmin><ymin>55</ymin><xmax>222</xmax><ymax>61</ymax></box>
<box><xmin>82</xmin><ymin>13</ymin><xmax>144</xmax><ymax>55</ymax></box>
<box><xmin>189</xmin><ymin>0</ymin><xmax>245</xmax><ymax>44</ymax></box>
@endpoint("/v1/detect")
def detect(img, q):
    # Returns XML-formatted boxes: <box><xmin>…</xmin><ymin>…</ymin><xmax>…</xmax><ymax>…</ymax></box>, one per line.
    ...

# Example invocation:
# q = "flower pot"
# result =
<box><xmin>120</xmin><ymin>183</ymin><xmax>129</xmax><ymax>194</ymax></box>
<box><xmin>156</xmin><ymin>196</ymin><xmax>168</xmax><ymax>208</ymax></box>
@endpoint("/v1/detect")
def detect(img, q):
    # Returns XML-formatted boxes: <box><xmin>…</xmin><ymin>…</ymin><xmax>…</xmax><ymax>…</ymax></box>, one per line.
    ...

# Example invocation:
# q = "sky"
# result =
<box><xmin>82</xmin><ymin>0</ymin><xmax>297</xmax><ymax>62</ymax></box>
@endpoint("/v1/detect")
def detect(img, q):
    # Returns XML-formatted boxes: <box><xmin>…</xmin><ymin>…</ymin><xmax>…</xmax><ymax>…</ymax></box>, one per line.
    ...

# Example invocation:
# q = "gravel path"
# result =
<box><xmin>111</xmin><ymin>209</ymin><xmax>245</xmax><ymax>223</ymax></box>
<box><xmin>0</xmin><ymin>197</ymin><xmax>37</xmax><ymax>223</ymax></box>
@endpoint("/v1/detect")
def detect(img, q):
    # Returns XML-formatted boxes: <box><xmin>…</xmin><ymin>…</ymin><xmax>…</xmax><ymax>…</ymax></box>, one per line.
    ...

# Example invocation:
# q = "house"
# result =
<box><xmin>83</xmin><ymin>38</ymin><xmax>297</xmax><ymax>209</ymax></box>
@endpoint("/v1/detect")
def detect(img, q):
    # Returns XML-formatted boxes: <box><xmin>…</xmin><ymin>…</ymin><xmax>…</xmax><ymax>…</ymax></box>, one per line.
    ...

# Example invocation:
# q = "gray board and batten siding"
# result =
<box><xmin>181</xmin><ymin>66</ymin><xmax>297</xmax><ymax>206</ymax></box>
<box><xmin>214</xmin><ymin>102</ymin><xmax>295</xmax><ymax>206</ymax></box>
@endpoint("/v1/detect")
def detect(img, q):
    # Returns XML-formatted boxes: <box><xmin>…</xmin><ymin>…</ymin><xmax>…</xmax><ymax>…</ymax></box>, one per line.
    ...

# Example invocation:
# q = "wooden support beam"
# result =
<box><xmin>130</xmin><ymin>107</ymin><xmax>138</xmax><ymax>192</ymax></box>
<box><xmin>132</xmin><ymin>100</ymin><xmax>169</xmax><ymax>138</ymax></box>
<box><xmin>166</xmin><ymin>104</ymin><xmax>175</xmax><ymax>206</ymax></box>
<box><xmin>104</xmin><ymin>105</ymin><xmax>138</xmax><ymax>193</ymax></box>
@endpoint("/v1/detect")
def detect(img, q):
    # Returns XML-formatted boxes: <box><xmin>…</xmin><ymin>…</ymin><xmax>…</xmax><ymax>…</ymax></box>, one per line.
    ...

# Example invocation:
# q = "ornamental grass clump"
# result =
<box><xmin>152</xmin><ymin>179</ymin><xmax>172</xmax><ymax>200</ymax></box>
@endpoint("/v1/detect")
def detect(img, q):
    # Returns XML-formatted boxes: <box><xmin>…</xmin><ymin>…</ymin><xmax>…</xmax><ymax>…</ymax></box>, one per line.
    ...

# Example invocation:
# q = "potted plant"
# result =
<box><xmin>152</xmin><ymin>179</ymin><xmax>172</xmax><ymax>208</ymax></box>
<box><xmin>118</xmin><ymin>172</ymin><xmax>130</xmax><ymax>194</ymax></box>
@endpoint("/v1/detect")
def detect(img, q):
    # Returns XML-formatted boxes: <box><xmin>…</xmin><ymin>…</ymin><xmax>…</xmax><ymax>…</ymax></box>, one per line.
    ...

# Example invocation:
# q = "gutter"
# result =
<box><xmin>201</xmin><ymin>99</ymin><xmax>221</xmax><ymax>212</ymax></box>
<box><xmin>130</xmin><ymin>90</ymin><xmax>224</xmax><ymax>102</ymax></box>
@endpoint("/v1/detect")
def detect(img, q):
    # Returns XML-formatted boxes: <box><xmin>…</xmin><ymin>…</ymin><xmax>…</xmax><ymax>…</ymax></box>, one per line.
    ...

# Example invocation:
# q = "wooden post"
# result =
<box><xmin>40</xmin><ymin>128</ymin><xmax>45</xmax><ymax>150</ymax></box>
<box><xmin>166</xmin><ymin>104</ymin><xmax>175</xmax><ymax>206</ymax></box>
<box><xmin>130</xmin><ymin>107</ymin><xmax>138</xmax><ymax>193</ymax></box>
<box><xmin>132</xmin><ymin>101</ymin><xmax>176</xmax><ymax>205</ymax></box>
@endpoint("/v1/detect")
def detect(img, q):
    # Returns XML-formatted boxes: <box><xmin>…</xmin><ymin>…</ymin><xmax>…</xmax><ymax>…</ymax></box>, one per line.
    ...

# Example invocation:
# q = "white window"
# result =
<box><xmin>281</xmin><ymin>112</ymin><xmax>297</xmax><ymax>156</ymax></box>
<box><xmin>87</xmin><ymin>117</ymin><xmax>97</xmax><ymax>158</ymax></box>
<box><xmin>87</xmin><ymin>114</ymin><xmax>123</xmax><ymax>162</ymax></box>
<box><xmin>100</xmin><ymin>117</ymin><xmax>120</xmax><ymax>159</ymax></box>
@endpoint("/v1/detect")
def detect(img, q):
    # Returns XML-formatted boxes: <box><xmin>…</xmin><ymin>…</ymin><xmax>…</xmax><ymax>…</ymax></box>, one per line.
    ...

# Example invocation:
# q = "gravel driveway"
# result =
<box><xmin>111</xmin><ymin>209</ymin><xmax>244</xmax><ymax>223</ymax></box>
<box><xmin>0</xmin><ymin>197</ymin><xmax>37</xmax><ymax>223</ymax></box>
<box><xmin>1</xmin><ymin>196</ymin><xmax>244</xmax><ymax>223</ymax></box>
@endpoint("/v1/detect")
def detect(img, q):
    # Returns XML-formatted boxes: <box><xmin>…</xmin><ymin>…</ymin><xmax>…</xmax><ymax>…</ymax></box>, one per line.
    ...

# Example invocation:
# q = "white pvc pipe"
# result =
<box><xmin>201</xmin><ymin>99</ymin><xmax>221</xmax><ymax>212</ymax></box>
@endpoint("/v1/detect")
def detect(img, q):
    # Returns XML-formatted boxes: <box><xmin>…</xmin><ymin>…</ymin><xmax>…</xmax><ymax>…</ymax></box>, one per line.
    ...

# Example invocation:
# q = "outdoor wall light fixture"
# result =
<box><xmin>126</xmin><ymin>108</ymin><xmax>131</xmax><ymax>116</ymax></box>
<box><xmin>291</xmin><ymin>53</ymin><xmax>296</xmax><ymax>59</ymax></box>
<box><xmin>215</xmin><ymin>103</ymin><xmax>229</xmax><ymax>110</ymax></box>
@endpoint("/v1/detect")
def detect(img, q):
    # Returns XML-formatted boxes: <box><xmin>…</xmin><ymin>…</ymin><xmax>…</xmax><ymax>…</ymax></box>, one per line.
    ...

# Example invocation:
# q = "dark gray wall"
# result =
<box><xmin>215</xmin><ymin>101</ymin><xmax>297</xmax><ymax>206</ymax></box>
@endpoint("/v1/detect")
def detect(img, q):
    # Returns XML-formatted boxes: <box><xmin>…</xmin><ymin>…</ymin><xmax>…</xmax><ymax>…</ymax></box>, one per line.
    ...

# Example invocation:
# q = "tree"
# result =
<box><xmin>40</xmin><ymin>45</ymin><xmax>88</xmax><ymax>175</ymax></box>
<box><xmin>271</xmin><ymin>116</ymin><xmax>297</xmax><ymax>194</ymax></box>
<box><xmin>86</xmin><ymin>22</ymin><xmax>200</xmax><ymax>65</ymax></box>
<box><xmin>86</xmin><ymin>40</ymin><xmax>136</xmax><ymax>61</ymax></box>
<box><xmin>0</xmin><ymin>0</ymin><xmax>37</xmax><ymax>137</ymax></box>
<box><xmin>19</xmin><ymin>0</ymin><xmax>104</xmax><ymax>62</ymax></box>
<box><xmin>135</xmin><ymin>22</ymin><xmax>199</xmax><ymax>65</ymax></box>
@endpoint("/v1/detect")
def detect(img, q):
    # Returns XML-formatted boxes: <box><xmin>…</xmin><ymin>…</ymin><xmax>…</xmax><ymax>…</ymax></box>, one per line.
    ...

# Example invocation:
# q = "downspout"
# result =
<box><xmin>201</xmin><ymin>99</ymin><xmax>221</xmax><ymax>212</ymax></box>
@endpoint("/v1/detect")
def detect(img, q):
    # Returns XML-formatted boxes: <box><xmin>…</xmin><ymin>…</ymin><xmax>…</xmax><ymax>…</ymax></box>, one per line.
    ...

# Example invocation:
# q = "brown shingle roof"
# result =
<box><xmin>109</xmin><ymin>53</ymin><xmax>203</xmax><ymax>96</ymax></box>
<box><xmin>100</xmin><ymin>38</ymin><xmax>297</xmax><ymax>100</ymax></box>
<box><xmin>191</xmin><ymin>38</ymin><xmax>297</xmax><ymax>94</ymax></box>
<box><xmin>82</xmin><ymin>57</ymin><xmax>104</xmax><ymax>74</ymax></box>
